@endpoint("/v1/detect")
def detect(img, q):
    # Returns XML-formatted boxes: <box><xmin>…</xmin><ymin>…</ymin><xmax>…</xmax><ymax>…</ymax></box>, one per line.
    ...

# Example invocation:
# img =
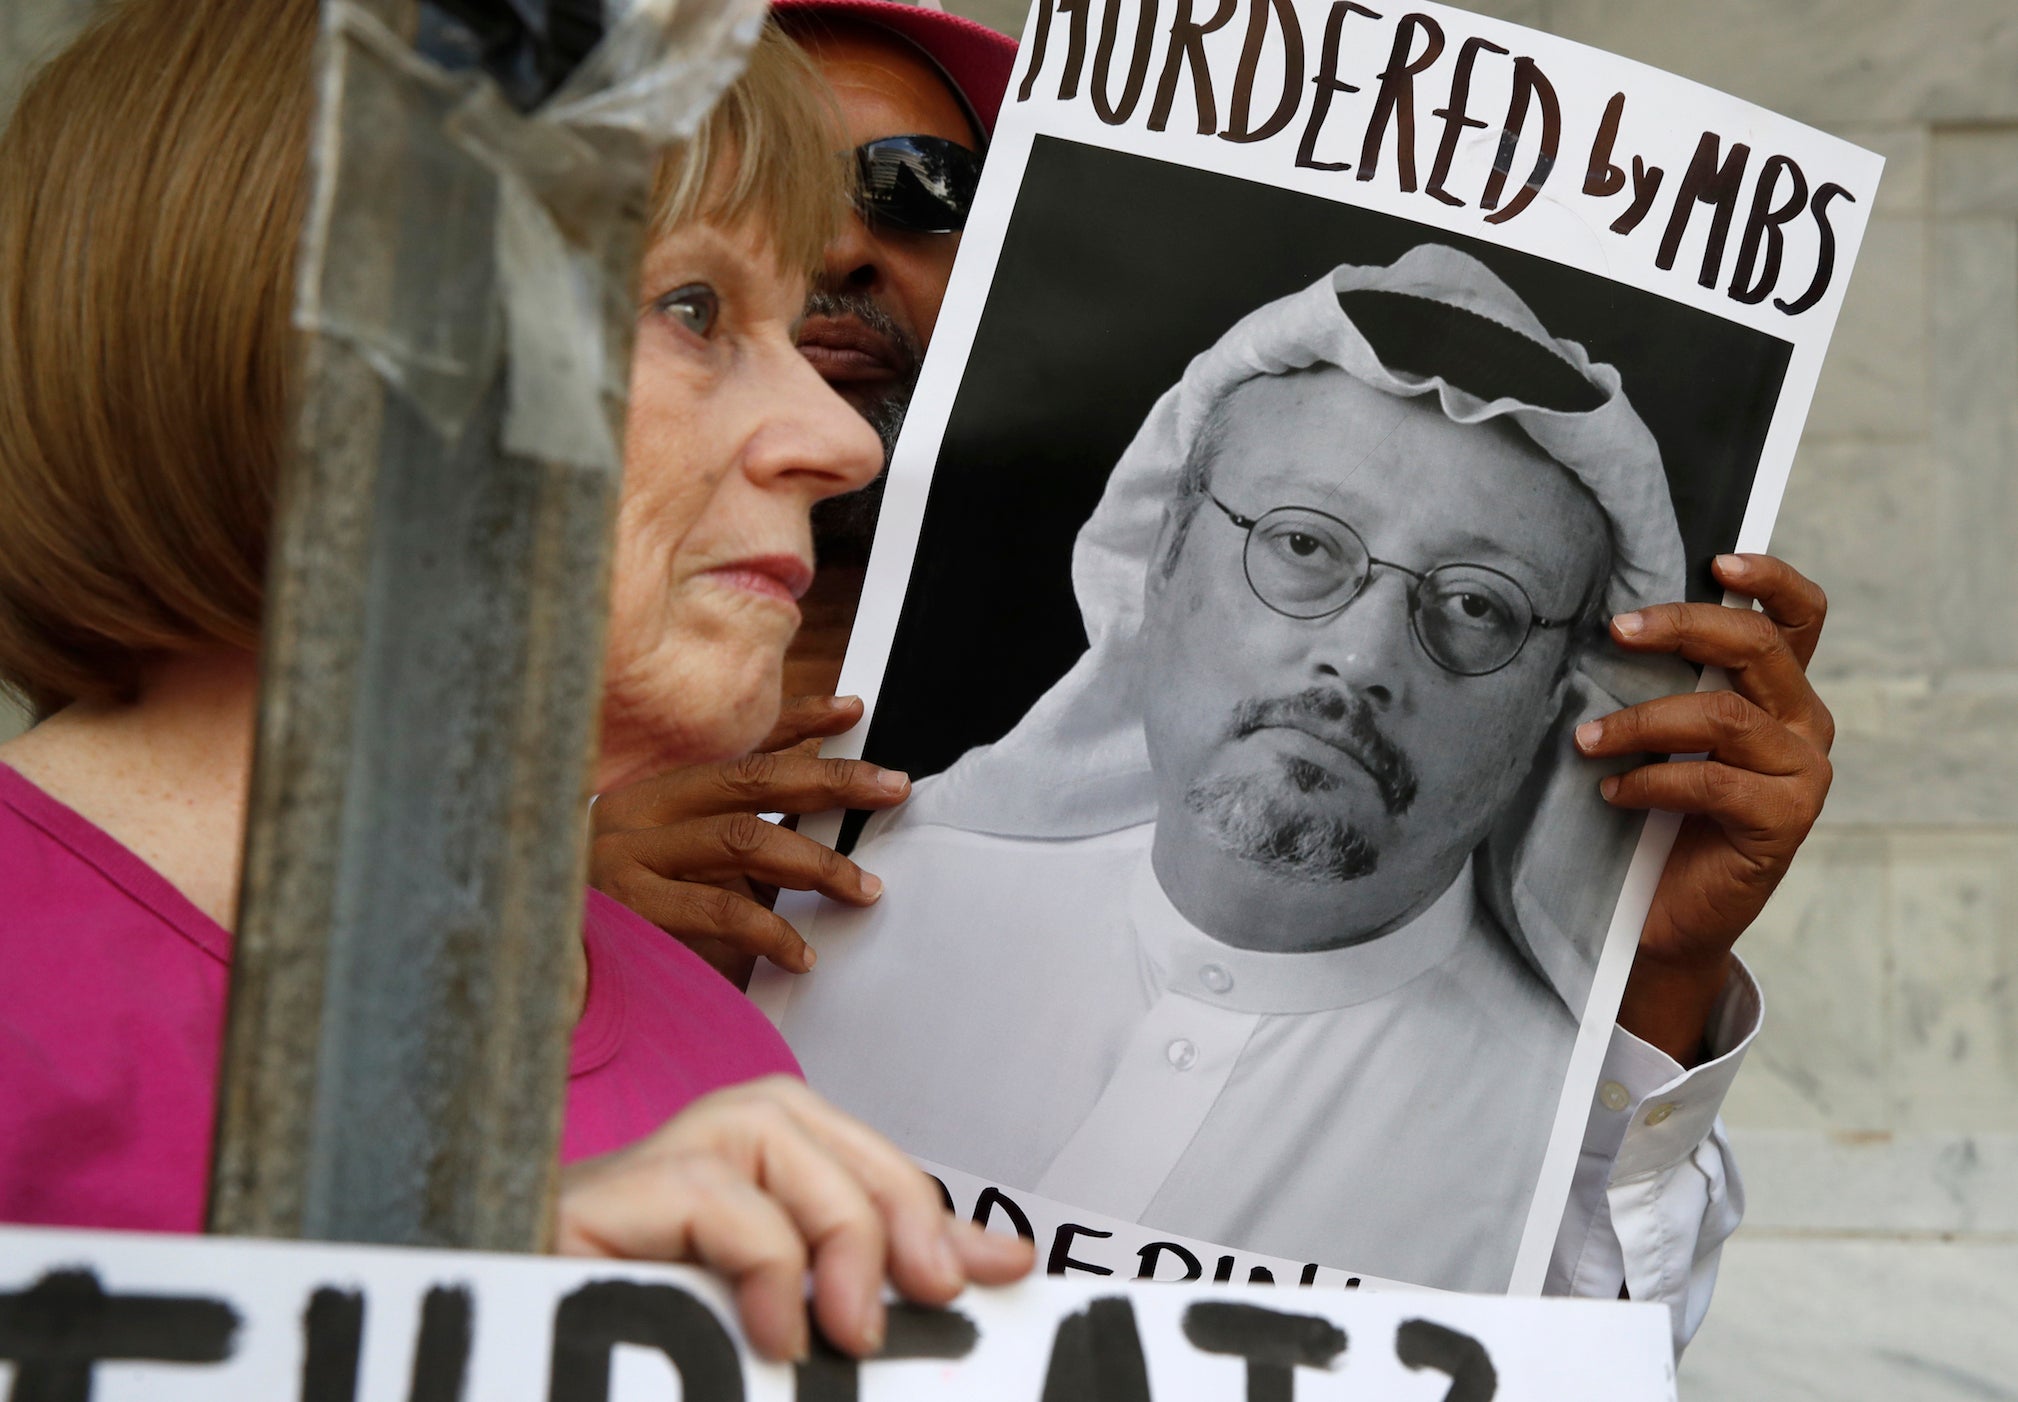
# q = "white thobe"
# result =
<box><xmin>779</xmin><ymin>820</ymin><xmax>1758</xmax><ymax>1312</ymax></box>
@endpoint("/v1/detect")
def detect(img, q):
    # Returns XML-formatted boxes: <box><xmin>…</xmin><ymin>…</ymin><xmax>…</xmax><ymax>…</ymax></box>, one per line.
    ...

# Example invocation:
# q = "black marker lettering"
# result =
<box><xmin>1048</xmin><ymin>1224</ymin><xmax>1116</xmax><ymax>1277</ymax></box>
<box><xmin>1056</xmin><ymin>0</ymin><xmax>1093</xmax><ymax>99</ymax></box>
<box><xmin>1017</xmin><ymin>0</ymin><xmax>1056</xmax><ymax>102</ymax></box>
<box><xmin>925</xmin><ymin>1173</ymin><xmax>956</xmax><ymax>1215</ymax></box>
<box><xmin>1423</xmin><ymin>35</ymin><xmax>1509</xmax><ymax>206</ymax></box>
<box><xmin>1299</xmin><ymin>1264</ymin><xmax>1321</xmax><ymax>1287</ymax></box>
<box><xmin>1396</xmin><ymin>1319</ymin><xmax>1498</xmax><ymax>1402</ymax></box>
<box><xmin>1356</xmin><ymin>12</ymin><xmax>1444</xmax><ymax>188</ymax></box>
<box><xmin>1657</xmin><ymin>130</ymin><xmax>1753</xmax><ymax>287</ymax></box>
<box><xmin>1040</xmin><ymin>1298</ymin><xmax>1152</xmax><ymax>1402</ymax></box>
<box><xmin>1611</xmin><ymin>154</ymin><xmax>1664</xmax><ymax>233</ymax></box>
<box><xmin>1183</xmin><ymin>1301</ymin><xmax>1347</xmax><ymax>1402</ymax></box>
<box><xmin>299</xmin><ymin>1285</ymin><xmax>474</xmax><ymax>1402</ymax></box>
<box><xmin>1776</xmin><ymin>182</ymin><xmax>1854</xmax><ymax>315</ymax></box>
<box><xmin>407</xmin><ymin>1287</ymin><xmax>473</xmax><ymax>1402</ymax></box>
<box><xmin>1583</xmin><ymin>92</ymin><xmax>1626</xmax><ymax>196</ymax></box>
<box><xmin>1480</xmin><ymin>56</ymin><xmax>1558</xmax><ymax>224</ymax></box>
<box><xmin>302</xmin><ymin>1289</ymin><xmax>366</xmax><ymax>1402</ymax></box>
<box><xmin>0</xmin><ymin>1270</ymin><xmax>237</xmax><ymax>1402</ymax></box>
<box><xmin>1092</xmin><ymin>0</ymin><xmax>1160</xmax><ymax>124</ymax></box>
<box><xmin>1295</xmin><ymin>1</ymin><xmax>1381</xmax><ymax>171</ymax></box>
<box><xmin>1213</xmin><ymin>1255</ymin><xmax>1237</xmax><ymax>1284</ymax></box>
<box><xmin>971</xmin><ymin>1186</ymin><xmax>1037</xmax><ymax>1242</ymax></box>
<box><xmin>1134</xmin><ymin>1242</ymin><xmax>1204</xmax><ymax>1282</ymax></box>
<box><xmin>1221</xmin><ymin>0</ymin><xmax>1307</xmax><ymax>142</ymax></box>
<box><xmin>1148</xmin><ymin>0</ymin><xmax>1238</xmax><ymax>132</ymax></box>
<box><xmin>546</xmin><ymin>1280</ymin><xmax>743</xmax><ymax>1402</ymax></box>
<box><xmin>794</xmin><ymin>1305</ymin><xmax>980</xmax><ymax>1402</ymax></box>
<box><xmin>1728</xmin><ymin>154</ymin><xmax>1810</xmax><ymax>304</ymax></box>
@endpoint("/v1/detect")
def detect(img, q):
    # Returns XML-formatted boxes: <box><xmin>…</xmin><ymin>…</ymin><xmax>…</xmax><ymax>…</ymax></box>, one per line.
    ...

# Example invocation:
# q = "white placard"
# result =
<box><xmin>0</xmin><ymin>1224</ymin><xmax>1675</xmax><ymax>1399</ymax></box>
<box><xmin>756</xmin><ymin>0</ymin><xmax>1879</xmax><ymax>1297</ymax></box>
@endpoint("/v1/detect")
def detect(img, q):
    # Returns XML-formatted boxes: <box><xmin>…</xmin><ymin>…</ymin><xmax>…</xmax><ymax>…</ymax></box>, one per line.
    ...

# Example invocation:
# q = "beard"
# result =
<box><xmin>1177</xmin><ymin>685</ymin><xmax>1419</xmax><ymax>883</ymax></box>
<box><xmin>1183</xmin><ymin>759</ymin><xmax>1380</xmax><ymax>883</ymax></box>
<box><xmin>805</xmin><ymin>291</ymin><xmax>921</xmax><ymax>568</ymax></box>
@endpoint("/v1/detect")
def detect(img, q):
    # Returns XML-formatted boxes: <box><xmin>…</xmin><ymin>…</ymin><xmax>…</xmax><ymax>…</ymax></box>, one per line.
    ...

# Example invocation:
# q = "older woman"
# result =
<box><xmin>0</xmin><ymin>0</ymin><xmax>1027</xmax><ymax>1362</ymax></box>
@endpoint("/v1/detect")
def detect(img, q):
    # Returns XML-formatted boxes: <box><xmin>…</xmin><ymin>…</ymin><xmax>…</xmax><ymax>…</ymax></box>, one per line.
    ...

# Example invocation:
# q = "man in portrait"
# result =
<box><xmin>772</xmin><ymin>241</ymin><xmax>1701</xmax><ymax>1291</ymax></box>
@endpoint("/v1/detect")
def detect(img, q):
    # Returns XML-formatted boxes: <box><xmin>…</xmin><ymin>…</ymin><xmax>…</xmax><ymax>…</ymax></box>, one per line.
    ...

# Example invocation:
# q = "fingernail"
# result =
<box><xmin>800</xmin><ymin>944</ymin><xmax>818</xmax><ymax>971</ymax></box>
<box><xmin>859</xmin><ymin>1298</ymin><xmax>886</xmax><ymax>1355</ymax></box>
<box><xmin>875</xmin><ymin>768</ymin><xmax>910</xmax><ymax>796</ymax></box>
<box><xmin>1612</xmin><ymin>612</ymin><xmax>1644</xmax><ymax>637</ymax></box>
<box><xmin>859</xmin><ymin>872</ymin><xmax>884</xmax><ymax>901</ymax></box>
<box><xmin>1600</xmin><ymin>775</ymin><xmax>1620</xmax><ymax>801</ymax></box>
<box><xmin>1716</xmin><ymin>554</ymin><xmax>1748</xmax><ymax>577</ymax></box>
<box><xmin>1575</xmin><ymin>720</ymin><xmax>1603</xmax><ymax>751</ymax></box>
<box><xmin>832</xmin><ymin>694</ymin><xmax>862</xmax><ymax>709</ymax></box>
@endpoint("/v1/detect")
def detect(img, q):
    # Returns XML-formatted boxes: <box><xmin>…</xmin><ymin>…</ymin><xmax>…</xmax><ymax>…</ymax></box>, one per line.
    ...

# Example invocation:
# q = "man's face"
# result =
<box><xmin>794</xmin><ymin>23</ymin><xmax>977</xmax><ymax>560</ymax></box>
<box><xmin>1138</xmin><ymin>367</ymin><xmax>1609</xmax><ymax>931</ymax></box>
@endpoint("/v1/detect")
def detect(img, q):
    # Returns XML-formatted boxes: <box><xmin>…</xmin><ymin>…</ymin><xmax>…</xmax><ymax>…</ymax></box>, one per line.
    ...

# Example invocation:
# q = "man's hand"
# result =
<box><xmin>591</xmin><ymin>696</ymin><xmax>909</xmax><ymax>984</ymax></box>
<box><xmin>1574</xmin><ymin>554</ymin><xmax>1833</xmax><ymax>1064</ymax></box>
<box><xmin>557</xmin><ymin>1077</ymin><xmax>1035</xmax><ymax>1361</ymax></box>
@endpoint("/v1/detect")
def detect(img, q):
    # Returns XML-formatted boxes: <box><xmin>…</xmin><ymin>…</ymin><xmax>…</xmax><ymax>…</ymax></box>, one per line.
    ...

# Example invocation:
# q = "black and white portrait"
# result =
<box><xmin>768</xmin><ymin>138</ymin><xmax>1796</xmax><ymax>1293</ymax></box>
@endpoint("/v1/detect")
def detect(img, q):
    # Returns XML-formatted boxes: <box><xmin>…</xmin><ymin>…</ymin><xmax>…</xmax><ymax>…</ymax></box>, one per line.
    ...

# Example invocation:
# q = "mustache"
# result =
<box><xmin>802</xmin><ymin>290</ymin><xmax>924</xmax><ymax>370</ymax></box>
<box><xmin>1229</xmin><ymin>687</ymin><xmax>1417</xmax><ymax>816</ymax></box>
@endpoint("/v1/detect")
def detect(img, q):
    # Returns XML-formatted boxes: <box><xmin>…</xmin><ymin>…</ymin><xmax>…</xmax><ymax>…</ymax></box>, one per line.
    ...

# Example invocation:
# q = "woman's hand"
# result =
<box><xmin>556</xmin><ymin>1077</ymin><xmax>1035</xmax><ymax>1361</ymax></box>
<box><xmin>1575</xmin><ymin>554</ymin><xmax>1834</xmax><ymax>1064</ymax></box>
<box><xmin>591</xmin><ymin>696</ymin><xmax>909</xmax><ymax>983</ymax></box>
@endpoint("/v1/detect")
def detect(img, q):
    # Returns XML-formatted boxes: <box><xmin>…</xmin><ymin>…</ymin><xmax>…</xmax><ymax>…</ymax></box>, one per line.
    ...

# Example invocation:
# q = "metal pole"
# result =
<box><xmin>208</xmin><ymin>0</ymin><xmax>651</xmax><ymax>1251</ymax></box>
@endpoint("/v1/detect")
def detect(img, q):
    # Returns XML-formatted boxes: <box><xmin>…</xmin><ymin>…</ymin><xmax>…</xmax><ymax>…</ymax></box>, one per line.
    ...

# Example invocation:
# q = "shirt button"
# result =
<box><xmin>1198</xmin><ymin>963</ymin><xmax>1233</xmax><ymax>994</ymax></box>
<box><xmin>1598</xmin><ymin>1081</ymin><xmax>1630</xmax><ymax>1112</ymax></box>
<box><xmin>1644</xmin><ymin>1102</ymin><xmax>1677</xmax><ymax>1126</ymax></box>
<box><xmin>1166</xmin><ymin>1038</ymin><xmax>1198</xmax><ymax>1071</ymax></box>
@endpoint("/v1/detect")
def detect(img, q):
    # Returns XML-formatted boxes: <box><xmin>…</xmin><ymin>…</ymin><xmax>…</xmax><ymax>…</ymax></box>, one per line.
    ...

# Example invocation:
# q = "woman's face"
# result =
<box><xmin>600</xmin><ymin>219</ymin><xmax>883</xmax><ymax>789</ymax></box>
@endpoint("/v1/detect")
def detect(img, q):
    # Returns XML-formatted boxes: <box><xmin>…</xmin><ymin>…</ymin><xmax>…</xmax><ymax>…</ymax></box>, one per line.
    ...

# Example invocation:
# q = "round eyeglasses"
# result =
<box><xmin>1206</xmin><ymin>495</ymin><xmax>1578</xmax><ymax>677</ymax></box>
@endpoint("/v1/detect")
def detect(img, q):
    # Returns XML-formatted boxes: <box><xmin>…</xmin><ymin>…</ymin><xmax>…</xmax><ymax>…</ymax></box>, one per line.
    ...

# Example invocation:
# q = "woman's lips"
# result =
<box><xmin>705</xmin><ymin>554</ymin><xmax>815</xmax><ymax>606</ymax></box>
<box><xmin>798</xmin><ymin>315</ymin><xmax>902</xmax><ymax>385</ymax></box>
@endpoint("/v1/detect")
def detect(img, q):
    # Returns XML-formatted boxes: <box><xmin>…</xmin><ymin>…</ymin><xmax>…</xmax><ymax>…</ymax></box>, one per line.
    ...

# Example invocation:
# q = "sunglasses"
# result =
<box><xmin>853</xmin><ymin>135</ymin><xmax>983</xmax><ymax>234</ymax></box>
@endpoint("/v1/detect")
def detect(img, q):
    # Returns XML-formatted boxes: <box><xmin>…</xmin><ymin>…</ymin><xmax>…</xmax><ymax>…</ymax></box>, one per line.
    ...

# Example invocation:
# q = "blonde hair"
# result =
<box><xmin>0</xmin><ymin>1</ymin><xmax>848</xmax><ymax>715</ymax></box>
<box><xmin>651</xmin><ymin>23</ymin><xmax>851</xmax><ymax>279</ymax></box>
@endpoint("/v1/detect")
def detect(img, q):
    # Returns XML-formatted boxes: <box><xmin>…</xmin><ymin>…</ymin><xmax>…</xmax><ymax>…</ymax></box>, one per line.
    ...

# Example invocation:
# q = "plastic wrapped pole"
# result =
<box><xmin>208</xmin><ymin>0</ymin><xmax>762</xmax><ymax>1250</ymax></box>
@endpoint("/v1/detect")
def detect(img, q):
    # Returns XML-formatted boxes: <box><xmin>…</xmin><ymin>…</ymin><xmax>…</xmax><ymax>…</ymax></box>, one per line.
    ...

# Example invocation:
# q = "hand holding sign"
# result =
<box><xmin>591</xmin><ymin>697</ymin><xmax>910</xmax><ymax>984</ymax></box>
<box><xmin>555</xmin><ymin>1077</ymin><xmax>1034</xmax><ymax>1361</ymax></box>
<box><xmin>1577</xmin><ymin>554</ymin><xmax>1835</xmax><ymax>1063</ymax></box>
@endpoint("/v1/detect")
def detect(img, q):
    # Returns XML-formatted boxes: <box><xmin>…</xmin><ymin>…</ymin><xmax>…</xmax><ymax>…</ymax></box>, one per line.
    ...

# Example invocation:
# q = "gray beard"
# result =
<box><xmin>804</xmin><ymin>291</ymin><xmax>920</xmax><ymax>566</ymax></box>
<box><xmin>1183</xmin><ymin>762</ymin><xmax>1379</xmax><ymax>883</ymax></box>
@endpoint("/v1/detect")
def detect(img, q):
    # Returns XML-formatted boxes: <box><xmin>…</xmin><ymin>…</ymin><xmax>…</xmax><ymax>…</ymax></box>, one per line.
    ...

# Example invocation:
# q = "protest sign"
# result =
<box><xmin>755</xmin><ymin>0</ymin><xmax>1882</xmax><ymax>1294</ymax></box>
<box><xmin>0</xmin><ymin>1224</ymin><xmax>1674</xmax><ymax>1399</ymax></box>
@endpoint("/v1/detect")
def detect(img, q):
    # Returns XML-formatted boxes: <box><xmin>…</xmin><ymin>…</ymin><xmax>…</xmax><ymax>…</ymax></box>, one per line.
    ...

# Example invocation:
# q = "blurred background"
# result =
<box><xmin>5</xmin><ymin>1</ymin><xmax>2013</xmax><ymax>1396</ymax></box>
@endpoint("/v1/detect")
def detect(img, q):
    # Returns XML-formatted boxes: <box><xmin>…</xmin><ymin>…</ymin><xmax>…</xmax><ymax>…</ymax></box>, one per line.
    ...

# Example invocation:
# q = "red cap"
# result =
<box><xmin>771</xmin><ymin>0</ymin><xmax>1020</xmax><ymax>137</ymax></box>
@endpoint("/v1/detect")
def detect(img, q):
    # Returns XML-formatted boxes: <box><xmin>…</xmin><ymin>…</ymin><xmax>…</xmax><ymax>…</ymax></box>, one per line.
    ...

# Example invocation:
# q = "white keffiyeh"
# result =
<box><xmin>888</xmin><ymin>243</ymin><xmax>1692</xmax><ymax>1011</ymax></box>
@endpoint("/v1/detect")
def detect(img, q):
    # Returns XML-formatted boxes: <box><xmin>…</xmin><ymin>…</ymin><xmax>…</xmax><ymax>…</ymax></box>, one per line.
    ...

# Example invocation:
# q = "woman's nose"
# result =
<box><xmin>746</xmin><ymin>343</ymin><xmax>885</xmax><ymax>500</ymax></box>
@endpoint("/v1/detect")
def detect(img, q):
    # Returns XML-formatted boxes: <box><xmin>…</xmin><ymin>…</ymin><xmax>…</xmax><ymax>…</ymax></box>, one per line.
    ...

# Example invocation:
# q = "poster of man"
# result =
<box><xmin>757</xmin><ymin>0</ymin><xmax>1882</xmax><ymax>1294</ymax></box>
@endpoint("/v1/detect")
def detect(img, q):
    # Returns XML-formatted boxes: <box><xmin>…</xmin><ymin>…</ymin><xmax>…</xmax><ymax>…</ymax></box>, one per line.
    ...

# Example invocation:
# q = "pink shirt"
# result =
<box><xmin>0</xmin><ymin>763</ymin><xmax>800</xmax><ymax>1232</ymax></box>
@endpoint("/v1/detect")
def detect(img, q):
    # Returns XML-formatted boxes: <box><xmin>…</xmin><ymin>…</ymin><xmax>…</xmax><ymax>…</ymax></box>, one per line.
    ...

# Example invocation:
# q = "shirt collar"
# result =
<box><xmin>1127</xmin><ymin>835</ymin><xmax>1478</xmax><ymax>1014</ymax></box>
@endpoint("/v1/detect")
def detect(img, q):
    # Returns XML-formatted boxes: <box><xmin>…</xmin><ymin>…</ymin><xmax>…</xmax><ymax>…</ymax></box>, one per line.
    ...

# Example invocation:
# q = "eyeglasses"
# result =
<box><xmin>1206</xmin><ymin>495</ymin><xmax>1578</xmax><ymax>677</ymax></box>
<box><xmin>852</xmin><ymin>135</ymin><xmax>983</xmax><ymax>234</ymax></box>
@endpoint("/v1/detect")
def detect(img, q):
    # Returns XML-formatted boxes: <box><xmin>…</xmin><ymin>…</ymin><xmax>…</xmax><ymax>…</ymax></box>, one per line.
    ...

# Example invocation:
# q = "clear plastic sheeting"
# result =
<box><xmin>295</xmin><ymin>0</ymin><xmax>766</xmax><ymax>472</ymax></box>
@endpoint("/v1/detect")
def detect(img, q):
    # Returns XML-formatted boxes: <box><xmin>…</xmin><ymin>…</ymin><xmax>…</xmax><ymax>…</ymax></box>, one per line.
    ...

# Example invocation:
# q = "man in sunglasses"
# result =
<box><xmin>769</xmin><ymin>244</ymin><xmax>1834</xmax><ymax>1313</ymax></box>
